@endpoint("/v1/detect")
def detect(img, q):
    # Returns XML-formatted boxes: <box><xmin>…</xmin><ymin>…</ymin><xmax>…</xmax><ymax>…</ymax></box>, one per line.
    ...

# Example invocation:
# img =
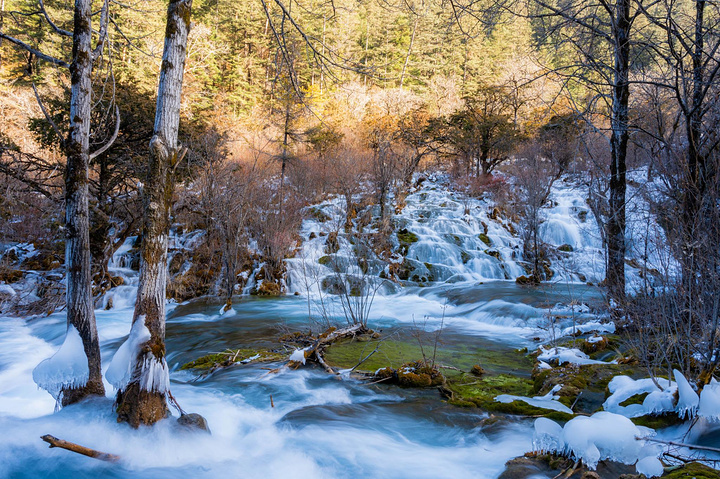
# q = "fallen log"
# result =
<box><xmin>41</xmin><ymin>435</ymin><xmax>120</xmax><ymax>462</ymax></box>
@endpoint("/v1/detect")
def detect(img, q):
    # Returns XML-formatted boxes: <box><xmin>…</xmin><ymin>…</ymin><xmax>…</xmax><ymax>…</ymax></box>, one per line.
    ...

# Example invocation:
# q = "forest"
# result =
<box><xmin>0</xmin><ymin>0</ymin><xmax>719</xmax><ymax>477</ymax></box>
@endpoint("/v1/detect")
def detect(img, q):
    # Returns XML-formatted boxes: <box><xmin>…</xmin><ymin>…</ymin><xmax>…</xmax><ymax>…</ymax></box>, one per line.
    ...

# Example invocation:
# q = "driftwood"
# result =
<box><xmin>41</xmin><ymin>435</ymin><xmax>120</xmax><ymax>462</ymax></box>
<box><xmin>290</xmin><ymin>323</ymin><xmax>366</xmax><ymax>376</ymax></box>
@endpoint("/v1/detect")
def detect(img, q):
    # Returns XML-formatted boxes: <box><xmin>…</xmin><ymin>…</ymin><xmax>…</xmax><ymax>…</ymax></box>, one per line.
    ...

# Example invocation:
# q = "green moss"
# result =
<box><xmin>318</xmin><ymin>255</ymin><xmax>332</xmax><ymax>266</ymax></box>
<box><xmin>557</xmin><ymin>244</ymin><xmax>574</xmax><ymax>252</ymax></box>
<box><xmin>631</xmin><ymin>412</ymin><xmax>684</xmax><ymax>429</ymax></box>
<box><xmin>397</xmin><ymin>229</ymin><xmax>419</xmax><ymax>245</ymax></box>
<box><xmin>479</xmin><ymin>233</ymin><xmax>492</xmax><ymax>246</ymax></box>
<box><xmin>181</xmin><ymin>349</ymin><xmax>284</xmax><ymax>370</ymax></box>
<box><xmin>461</xmin><ymin>250</ymin><xmax>472</xmax><ymax>264</ymax></box>
<box><xmin>663</xmin><ymin>462</ymin><xmax>720</xmax><ymax>479</ymax></box>
<box><xmin>619</xmin><ymin>392</ymin><xmax>649</xmax><ymax>407</ymax></box>
<box><xmin>445</xmin><ymin>373</ymin><xmax>573</xmax><ymax>420</ymax></box>
<box><xmin>324</xmin><ymin>336</ymin><xmax>532</xmax><ymax>378</ymax></box>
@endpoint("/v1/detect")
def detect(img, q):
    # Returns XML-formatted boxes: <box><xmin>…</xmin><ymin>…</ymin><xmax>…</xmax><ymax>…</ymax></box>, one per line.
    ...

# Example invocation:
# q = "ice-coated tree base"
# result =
<box><xmin>115</xmin><ymin>382</ymin><xmax>168</xmax><ymax>428</ymax></box>
<box><xmin>61</xmin><ymin>379</ymin><xmax>106</xmax><ymax>407</ymax></box>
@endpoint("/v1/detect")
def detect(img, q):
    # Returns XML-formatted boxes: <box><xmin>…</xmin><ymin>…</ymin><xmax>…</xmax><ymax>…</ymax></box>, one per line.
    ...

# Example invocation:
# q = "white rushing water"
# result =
<box><xmin>0</xmin><ymin>172</ymin><xmax>683</xmax><ymax>478</ymax></box>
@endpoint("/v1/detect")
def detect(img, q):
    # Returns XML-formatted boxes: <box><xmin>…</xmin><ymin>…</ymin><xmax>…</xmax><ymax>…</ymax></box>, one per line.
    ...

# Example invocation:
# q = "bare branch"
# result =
<box><xmin>0</xmin><ymin>32</ymin><xmax>69</xmax><ymax>67</ymax></box>
<box><xmin>89</xmin><ymin>104</ymin><xmax>120</xmax><ymax>160</ymax></box>
<box><xmin>31</xmin><ymin>82</ymin><xmax>64</xmax><ymax>146</ymax></box>
<box><xmin>38</xmin><ymin>0</ymin><xmax>72</xmax><ymax>37</ymax></box>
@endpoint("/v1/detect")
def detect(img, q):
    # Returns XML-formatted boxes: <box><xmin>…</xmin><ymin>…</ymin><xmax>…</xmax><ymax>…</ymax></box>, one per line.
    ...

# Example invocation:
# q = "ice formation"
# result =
<box><xmin>533</xmin><ymin>412</ymin><xmax>659</xmax><ymax>475</ymax></box>
<box><xmin>603</xmin><ymin>375</ymin><xmax>676</xmax><ymax>418</ymax></box>
<box><xmin>106</xmin><ymin>317</ymin><xmax>168</xmax><ymax>393</ymax></box>
<box><xmin>537</xmin><ymin>347</ymin><xmax>614</xmax><ymax>366</ymax></box>
<box><xmin>532</xmin><ymin>417</ymin><xmax>564</xmax><ymax>453</ymax></box>
<box><xmin>603</xmin><ymin>371</ymin><xmax>720</xmax><ymax>422</ymax></box>
<box><xmin>289</xmin><ymin>348</ymin><xmax>308</xmax><ymax>365</ymax></box>
<box><xmin>496</xmin><ymin>384</ymin><xmax>573</xmax><ymax>414</ymax></box>
<box><xmin>698</xmin><ymin>379</ymin><xmax>720</xmax><ymax>421</ymax></box>
<box><xmin>32</xmin><ymin>324</ymin><xmax>89</xmax><ymax>400</ymax></box>
<box><xmin>674</xmin><ymin>369</ymin><xmax>699</xmax><ymax>419</ymax></box>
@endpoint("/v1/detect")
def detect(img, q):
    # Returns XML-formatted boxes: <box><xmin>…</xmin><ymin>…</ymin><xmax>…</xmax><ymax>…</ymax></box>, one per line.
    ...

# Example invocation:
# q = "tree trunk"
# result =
<box><xmin>116</xmin><ymin>0</ymin><xmax>192</xmax><ymax>428</ymax></box>
<box><xmin>61</xmin><ymin>0</ymin><xmax>104</xmax><ymax>405</ymax></box>
<box><xmin>606</xmin><ymin>0</ymin><xmax>630</xmax><ymax>306</ymax></box>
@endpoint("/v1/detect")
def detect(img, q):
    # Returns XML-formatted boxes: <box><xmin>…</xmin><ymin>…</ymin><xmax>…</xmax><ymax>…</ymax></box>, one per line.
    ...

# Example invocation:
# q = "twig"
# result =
<box><xmin>349</xmin><ymin>344</ymin><xmax>381</xmax><ymax>372</ymax></box>
<box><xmin>641</xmin><ymin>437</ymin><xmax>720</xmax><ymax>454</ymax></box>
<box><xmin>41</xmin><ymin>435</ymin><xmax>120</xmax><ymax>463</ymax></box>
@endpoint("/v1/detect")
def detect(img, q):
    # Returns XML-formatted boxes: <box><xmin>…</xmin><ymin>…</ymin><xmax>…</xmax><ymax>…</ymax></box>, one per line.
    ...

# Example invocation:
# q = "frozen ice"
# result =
<box><xmin>698</xmin><ymin>378</ymin><xmax>720</xmax><ymax>422</ymax></box>
<box><xmin>603</xmin><ymin>375</ymin><xmax>676</xmax><ymax>418</ymax></box>
<box><xmin>496</xmin><ymin>384</ymin><xmax>573</xmax><ymax>414</ymax></box>
<box><xmin>532</xmin><ymin>417</ymin><xmax>564</xmax><ymax>453</ymax></box>
<box><xmin>138</xmin><ymin>354</ymin><xmax>170</xmax><ymax>393</ymax></box>
<box><xmin>674</xmin><ymin>369</ymin><xmax>699</xmax><ymax>419</ymax></box>
<box><xmin>106</xmin><ymin>318</ymin><xmax>151</xmax><ymax>391</ymax></box>
<box><xmin>32</xmin><ymin>325</ymin><xmax>89</xmax><ymax>400</ymax></box>
<box><xmin>561</xmin><ymin>412</ymin><xmax>652</xmax><ymax>469</ymax></box>
<box><xmin>537</xmin><ymin>346</ymin><xmax>613</xmax><ymax>366</ymax></box>
<box><xmin>635</xmin><ymin>456</ymin><xmax>664</xmax><ymax>478</ymax></box>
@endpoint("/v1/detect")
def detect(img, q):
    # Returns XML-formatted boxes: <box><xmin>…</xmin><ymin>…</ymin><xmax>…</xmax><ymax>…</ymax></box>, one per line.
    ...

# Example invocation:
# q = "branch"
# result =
<box><xmin>31</xmin><ymin>82</ymin><xmax>64</xmax><ymax>146</ymax></box>
<box><xmin>642</xmin><ymin>437</ymin><xmax>720</xmax><ymax>454</ymax></box>
<box><xmin>40</xmin><ymin>435</ymin><xmax>121</xmax><ymax>462</ymax></box>
<box><xmin>38</xmin><ymin>0</ymin><xmax>72</xmax><ymax>37</ymax></box>
<box><xmin>89</xmin><ymin>104</ymin><xmax>120</xmax><ymax>160</ymax></box>
<box><xmin>0</xmin><ymin>33</ymin><xmax>69</xmax><ymax>67</ymax></box>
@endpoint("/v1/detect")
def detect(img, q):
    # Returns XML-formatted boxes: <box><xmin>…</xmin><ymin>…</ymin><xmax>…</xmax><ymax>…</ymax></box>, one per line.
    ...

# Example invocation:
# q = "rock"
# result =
<box><xmin>177</xmin><ymin>413</ymin><xmax>211</xmax><ymax>434</ymax></box>
<box><xmin>581</xmin><ymin>472</ymin><xmax>600</xmax><ymax>479</ymax></box>
<box><xmin>471</xmin><ymin>364</ymin><xmax>485</xmax><ymax>376</ymax></box>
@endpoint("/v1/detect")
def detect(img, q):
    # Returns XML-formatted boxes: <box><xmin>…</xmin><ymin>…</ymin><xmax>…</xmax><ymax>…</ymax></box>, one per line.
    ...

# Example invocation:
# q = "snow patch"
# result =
<box><xmin>289</xmin><ymin>348</ymin><xmax>308</xmax><ymax>365</ymax></box>
<box><xmin>496</xmin><ymin>384</ymin><xmax>573</xmax><ymax>414</ymax></box>
<box><xmin>32</xmin><ymin>325</ymin><xmax>89</xmax><ymax>400</ymax></box>
<box><xmin>537</xmin><ymin>347</ymin><xmax>614</xmax><ymax>366</ymax></box>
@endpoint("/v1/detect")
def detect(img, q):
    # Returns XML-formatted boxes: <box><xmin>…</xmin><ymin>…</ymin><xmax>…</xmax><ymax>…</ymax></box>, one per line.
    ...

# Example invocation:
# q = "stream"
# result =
<box><xmin>0</xmin><ymin>276</ymin><xmax>609</xmax><ymax>479</ymax></box>
<box><xmin>0</xmin><ymin>177</ymin><xmax>615</xmax><ymax>478</ymax></box>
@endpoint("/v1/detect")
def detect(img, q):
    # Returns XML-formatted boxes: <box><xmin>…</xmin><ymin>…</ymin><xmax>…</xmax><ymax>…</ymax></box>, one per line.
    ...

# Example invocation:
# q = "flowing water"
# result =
<box><xmin>0</xmin><ymin>177</ymin><xmax>614</xmax><ymax>478</ymax></box>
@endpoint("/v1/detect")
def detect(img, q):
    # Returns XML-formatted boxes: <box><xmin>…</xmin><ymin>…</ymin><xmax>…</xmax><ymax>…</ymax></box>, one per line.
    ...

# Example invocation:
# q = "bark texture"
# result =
<box><xmin>116</xmin><ymin>0</ymin><xmax>192</xmax><ymax>427</ymax></box>
<box><xmin>62</xmin><ymin>0</ymin><xmax>104</xmax><ymax>404</ymax></box>
<box><xmin>606</xmin><ymin>0</ymin><xmax>631</xmax><ymax>306</ymax></box>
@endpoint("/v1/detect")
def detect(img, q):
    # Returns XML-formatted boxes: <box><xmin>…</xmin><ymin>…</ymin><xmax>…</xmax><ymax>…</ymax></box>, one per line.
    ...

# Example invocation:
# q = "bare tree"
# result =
<box><xmin>529</xmin><ymin>0</ymin><xmax>645</xmax><ymax>305</ymax></box>
<box><xmin>1</xmin><ymin>0</ymin><xmax>117</xmax><ymax>405</ymax></box>
<box><xmin>114</xmin><ymin>0</ymin><xmax>192</xmax><ymax>427</ymax></box>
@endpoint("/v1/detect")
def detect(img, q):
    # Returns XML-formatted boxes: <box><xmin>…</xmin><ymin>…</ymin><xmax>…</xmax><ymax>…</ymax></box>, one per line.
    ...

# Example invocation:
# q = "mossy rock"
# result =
<box><xmin>325</xmin><ymin>231</ymin><xmax>340</xmax><ymax>254</ymax></box>
<box><xmin>444</xmin><ymin>373</ymin><xmax>573</xmax><ymax>420</ymax></box>
<box><xmin>307</xmin><ymin>206</ymin><xmax>331</xmax><ymax>222</ymax></box>
<box><xmin>662</xmin><ymin>462</ymin><xmax>720</xmax><ymax>479</ymax></box>
<box><xmin>516</xmin><ymin>275</ymin><xmax>540</xmax><ymax>286</ymax></box>
<box><xmin>180</xmin><ymin>348</ymin><xmax>284</xmax><ymax>370</ymax></box>
<box><xmin>577</xmin><ymin>210</ymin><xmax>588</xmax><ymax>223</ymax></box>
<box><xmin>397</xmin><ymin>228</ymin><xmax>419</xmax><ymax>245</ymax></box>
<box><xmin>461</xmin><ymin>251</ymin><xmax>472</xmax><ymax>264</ymax></box>
<box><xmin>321</xmin><ymin>276</ymin><xmax>346</xmax><ymax>295</ymax></box>
<box><xmin>255</xmin><ymin>281</ymin><xmax>282</xmax><ymax>296</ymax></box>
<box><xmin>631</xmin><ymin>412</ymin><xmax>684</xmax><ymax>429</ymax></box>
<box><xmin>318</xmin><ymin>255</ymin><xmax>332</xmax><ymax>266</ymax></box>
<box><xmin>479</xmin><ymin>233</ymin><xmax>492</xmax><ymax>246</ymax></box>
<box><xmin>557</xmin><ymin>244</ymin><xmax>574</xmax><ymax>253</ymax></box>
<box><xmin>485</xmin><ymin>250</ymin><xmax>502</xmax><ymax>261</ymax></box>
